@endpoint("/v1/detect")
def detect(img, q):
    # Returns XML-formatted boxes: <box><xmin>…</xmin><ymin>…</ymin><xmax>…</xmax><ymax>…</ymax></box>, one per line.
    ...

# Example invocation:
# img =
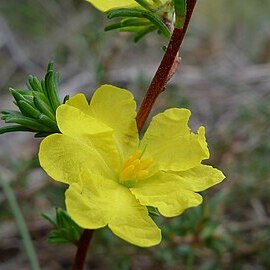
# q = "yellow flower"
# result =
<box><xmin>86</xmin><ymin>0</ymin><xmax>138</xmax><ymax>12</ymax></box>
<box><xmin>86</xmin><ymin>0</ymin><xmax>167</xmax><ymax>12</ymax></box>
<box><xmin>39</xmin><ymin>85</ymin><xmax>225</xmax><ymax>247</ymax></box>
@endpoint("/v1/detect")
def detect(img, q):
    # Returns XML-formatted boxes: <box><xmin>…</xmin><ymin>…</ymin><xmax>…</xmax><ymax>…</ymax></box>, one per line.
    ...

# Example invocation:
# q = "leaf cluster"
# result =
<box><xmin>104</xmin><ymin>0</ymin><xmax>187</xmax><ymax>42</ymax></box>
<box><xmin>42</xmin><ymin>208</ymin><xmax>83</xmax><ymax>245</ymax></box>
<box><xmin>105</xmin><ymin>0</ymin><xmax>172</xmax><ymax>42</ymax></box>
<box><xmin>0</xmin><ymin>63</ymin><xmax>63</xmax><ymax>137</ymax></box>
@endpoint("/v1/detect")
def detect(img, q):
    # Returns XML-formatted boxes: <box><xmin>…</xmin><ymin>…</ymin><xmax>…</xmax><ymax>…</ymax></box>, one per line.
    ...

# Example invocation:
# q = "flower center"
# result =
<box><xmin>119</xmin><ymin>150</ymin><xmax>152</xmax><ymax>185</ymax></box>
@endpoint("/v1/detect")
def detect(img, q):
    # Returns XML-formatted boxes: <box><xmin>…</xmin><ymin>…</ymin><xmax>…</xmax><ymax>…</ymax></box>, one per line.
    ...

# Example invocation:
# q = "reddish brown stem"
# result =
<box><xmin>72</xmin><ymin>229</ymin><xmax>94</xmax><ymax>270</ymax></box>
<box><xmin>136</xmin><ymin>0</ymin><xmax>197</xmax><ymax>131</ymax></box>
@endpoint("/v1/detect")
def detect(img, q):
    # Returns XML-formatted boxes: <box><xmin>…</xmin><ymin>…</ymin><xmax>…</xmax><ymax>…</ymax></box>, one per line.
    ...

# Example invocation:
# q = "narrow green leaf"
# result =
<box><xmin>32</xmin><ymin>91</ymin><xmax>50</xmax><ymax>105</ymax></box>
<box><xmin>27</xmin><ymin>76</ymin><xmax>43</xmax><ymax>93</ymax></box>
<box><xmin>48</xmin><ymin>230</ymin><xmax>71</xmax><ymax>244</ymax></box>
<box><xmin>118</xmin><ymin>26</ymin><xmax>149</xmax><ymax>32</ymax></box>
<box><xmin>33</xmin><ymin>96</ymin><xmax>55</xmax><ymax>120</ymax></box>
<box><xmin>41</xmin><ymin>79</ymin><xmax>49</xmax><ymax>99</ymax></box>
<box><xmin>42</xmin><ymin>213</ymin><xmax>58</xmax><ymax>227</ymax></box>
<box><xmin>0</xmin><ymin>125</ymin><xmax>34</xmax><ymax>135</ymax></box>
<box><xmin>39</xmin><ymin>114</ymin><xmax>59</xmax><ymax>131</ymax></box>
<box><xmin>107</xmin><ymin>8</ymin><xmax>170</xmax><ymax>39</ymax></box>
<box><xmin>10</xmin><ymin>88</ymin><xmax>31</xmax><ymax>106</ymax></box>
<box><xmin>56</xmin><ymin>208</ymin><xmax>65</xmax><ymax>228</ymax></box>
<box><xmin>1</xmin><ymin>110</ymin><xmax>20</xmax><ymax>115</ymax></box>
<box><xmin>105</xmin><ymin>18</ymin><xmax>151</xmax><ymax>31</ymax></box>
<box><xmin>34</xmin><ymin>132</ymin><xmax>52</xmax><ymax>138</ymax></box>
<box><xmin>15</xmin><ymin>89</ymin><xmax>32</xmax><ymax>96</ymax></box>
<box><xmin>45</xmin><ymin>71</ymin><xmax>61</xmax><ymax>111</ymax></box>
<box><xmin>4</xmin><ymin>115</ymin><xmax>52</xmax><ymax>132</ymax></box>
<box><xmin>47</xmin><ymin>62</ymin><xmax>54</xmax><ymax>72</ymax></box>
<box><xmin>18</xmin><ymin>100</ymin><xmax>41</xmax><ymax>119</ymax></box>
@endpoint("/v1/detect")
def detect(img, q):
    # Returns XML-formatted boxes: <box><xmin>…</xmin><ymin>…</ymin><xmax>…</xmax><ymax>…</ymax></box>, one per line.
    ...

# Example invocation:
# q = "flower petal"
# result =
<box><xmin>86</xmin><ymin>0</ymin><xmax>139</xmax><ymax>12</ymax></box>
<box><xmin>66</xmin><ymin>171</ymin><xmax>161</xmax><ymax>247</ymax></box>
<box><xmin>56</xmin><ymin>103</ymin><xmax>122</xmax><ymax>174</ymax></box>
<box><xmin>173</xmin><ymin>165</ymin><xmax>225</xmax><ymax>192</ymax></box>
<box><xmin>65</xmin><ymin>93</ymin><xmax>91</xmax><ymax>115</ymax></box>
<box><xmin>39</xmin><ymin>134</ymin><xmax>115</xmax><ymax>184</ymax></box>
<box><xmin>141</xmin><ymin>108</ymin><xmax>209</xmax><ymax>171</ymax></box>
<box><xmin>130</xmin><ymin>172</ymin><xmax>203</xmax><ymax>217</ymax></box>
<box><xmin>89</xmin><ymin>85</ymin><xmax>139</xmax><ymax>159</ymax></box>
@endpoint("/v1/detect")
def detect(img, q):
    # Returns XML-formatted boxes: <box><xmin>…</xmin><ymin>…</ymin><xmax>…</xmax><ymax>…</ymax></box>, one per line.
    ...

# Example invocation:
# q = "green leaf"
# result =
<box><xmin>27</xmin><ymin>76</ymin><xmax>43</xmax><ymax>93</ymax></box>
<box><xmin>34</xmin><ymin>132</ymin><xmax>53</xmax><ymax>138</ymax></box>
<box><xmin>18</xmin><ymin>100</ymin><xmax>41</xmax><ymax>119</ymax></box>
<box><xmin>1</xmin><ymin>110</ymin><xmax>20</xmax><ymax>115</ymax></box>
<box><xmin>105</xmin><ymin>18</ymin><xmax>151</xmax><ymax>31</ymax></box>
<box><xmin>42</xmin><ymin>213</ymin><xmax>57</xmax><ymax>227</ymax></box>
<box><xmin>0</xmin><ymin>125</ymin><xmax>34</xmax><ymax>135</ymax></box>
<box><xmin>47</xmin><ymin>62</ymin><xmax>54</xmax><ymax>72</ymax></box>
<box><xmin>38</xmin><ymin>114</ymin><xmax>59</xmax><ymax>131</ymax></box>
<box><xmin>10</xmin><ymin>88</ymin><xmax>34</xmax><ymax>108</ymax></box>
<box><xmin>42</xmin><ymin>208</ymin><xmax>83</xmax><ymax>245</ymax></box>
<box><xmin>3</xmin><ymin>114</ymin><xmax>52</xmax><ymax>132</ymax></box>
<box><xmin>107</xmin><ymin>8</ymin><xmax>171</xmax><ymax>39</ymax></box>
<box><xmin>33</xmin><ymin>96</ymin><xmax>55</xmax><ymax>120</ymax></box>
<box><xmin>45</xmin><ymin>71</ymin><xmax>61</xmax><ymax>112</ymax></box>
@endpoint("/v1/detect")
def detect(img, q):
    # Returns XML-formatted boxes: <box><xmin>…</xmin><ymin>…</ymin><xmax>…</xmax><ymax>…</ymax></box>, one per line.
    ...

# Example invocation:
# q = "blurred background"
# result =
<box><xmin>0</xmin><ymin>0</ymin><xmax>270</xmax><ymax>269</ymax></box>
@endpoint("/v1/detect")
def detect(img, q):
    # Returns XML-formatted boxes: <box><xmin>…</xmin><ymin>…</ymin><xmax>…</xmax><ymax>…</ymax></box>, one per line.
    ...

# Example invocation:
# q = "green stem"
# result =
<box><xmin>0</xmin><ymin>174</ymin><xmax>41</xmax><ymax>270</ymax></box>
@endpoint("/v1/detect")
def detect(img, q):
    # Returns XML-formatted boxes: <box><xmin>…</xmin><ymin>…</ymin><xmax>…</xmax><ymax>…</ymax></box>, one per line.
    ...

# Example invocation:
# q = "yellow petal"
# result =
<box><xmin>57</xmin><ymin>103</ymin><xmax>111</xmax><ymax>136</ymax></box>
<box><xmin>130</xmin><ymin>172</ymin><xmax>203</xmax><ymax>217</ymax></box>
<box><xmin>89</xmin><ymin>85</ymin><xmax>139</xmax><ymax>159</ymax></box>
<box><xmin>141</xmin><ymin>108</ymin><xmax>209</xmax><ymax>171</ymax></box>
<box><xmin>66</xmin><ymin>171</ymin><xmax>161</xmax><ymax>247</ymax></box>
<box><xmin>66</xmin><ymin>182</ymin><xmax>107</xmax><ymax>228</ymax></box>
<box><xmin>86</xmin><ymin>0</ymin><xmax>139</xmax><ymax>12</ymax></box>
<box><xmin>174</xmin><ymin>165</ymin><xmax>225</xmax><ymax>192</ymax></box>
<box><xmin>39</xmin><ymin>134</ymin><xmax>114</xmax><ymax>184</ymax></box>
<box><xmin>65</xmin><ymin>93</ymin><xmax>91</xmax><ymax>115</ymax></box>
<box><xmin>56</xmin><ymin>103</ymin><xmax>122</xmax><ymax>174</ymax></box>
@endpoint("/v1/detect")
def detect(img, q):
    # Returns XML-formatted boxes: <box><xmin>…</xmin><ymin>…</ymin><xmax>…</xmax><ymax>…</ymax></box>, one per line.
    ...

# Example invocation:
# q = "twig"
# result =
<box><xmin>72</xmin><ymin>1</ymin><xmax>198</xmax><ymax>269</ymax></box>
<box><xmin>136</xmin><ymin>0</ymin><xmax>197</xmax><ymax>131</ymax></box>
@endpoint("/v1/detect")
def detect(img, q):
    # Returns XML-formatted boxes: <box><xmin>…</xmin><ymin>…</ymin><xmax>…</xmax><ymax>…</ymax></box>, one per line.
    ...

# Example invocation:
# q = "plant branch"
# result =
<box><xmin>71</xmin><ymin>1</ymin><xmax>197</xmax><ymax>269</ymax></box>
<box><xmin>72</xmin><ymin>229</ymin><xmax>94</xmax><ymax>270</ymax></box>
<box><xmin>136</xmin><ymin>0</ymin><xmax>197</xmax><ymax>131</ymax></box>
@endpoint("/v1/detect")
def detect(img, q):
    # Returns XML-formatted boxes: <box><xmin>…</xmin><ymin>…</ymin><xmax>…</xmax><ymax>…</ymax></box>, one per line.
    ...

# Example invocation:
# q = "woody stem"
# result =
<box><xmin>136</xmin><ymin>0</ymin><xmax>197</xmax><ymax>132</ymax></box>
<box><xmin>72</xmin><ymin>229</ymin><xmax>94</xmax><ymax>270</ymax></box>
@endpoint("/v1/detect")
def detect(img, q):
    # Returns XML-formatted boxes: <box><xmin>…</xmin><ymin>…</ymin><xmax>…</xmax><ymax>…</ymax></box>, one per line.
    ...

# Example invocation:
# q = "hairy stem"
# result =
<box><xmin>136</xmin><ymin>0</ymin><xmax>197</xmax><ymax>131</ymax></box>
<box><xmin>72</xmin><ymin>229</ymin><xmax>95</xmax><ymax>270</ymax></box>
